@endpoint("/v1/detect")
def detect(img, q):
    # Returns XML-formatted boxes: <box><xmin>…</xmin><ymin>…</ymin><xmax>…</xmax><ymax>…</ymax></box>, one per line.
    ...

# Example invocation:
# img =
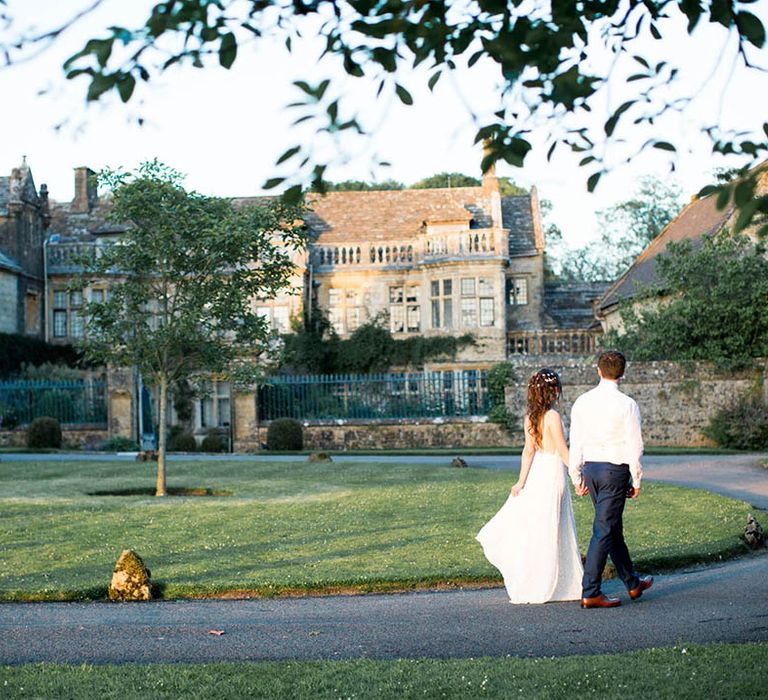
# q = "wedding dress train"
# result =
<box><xmin>476</xmin><ymin>451</ymin><xmax>584</xmax><ymax>604</ymax></box>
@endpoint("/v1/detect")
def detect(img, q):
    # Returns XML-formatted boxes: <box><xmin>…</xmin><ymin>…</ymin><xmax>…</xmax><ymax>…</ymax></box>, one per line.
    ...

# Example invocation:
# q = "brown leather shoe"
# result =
<box><xmin>580</xmin><ymin>593</ymin><xmax>621</xmax><ymax>608</ymax></box>
<box><xmin>629</xmin><ymin>575</ymin><xmax>654</xmax><ymax>600</ymax></box>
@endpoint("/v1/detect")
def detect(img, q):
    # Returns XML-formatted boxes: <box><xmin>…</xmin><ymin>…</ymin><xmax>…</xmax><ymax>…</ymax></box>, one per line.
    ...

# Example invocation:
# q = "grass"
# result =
<box><xmin>1</xmin><ymin>643</ymin><xmax>766</xmax><ymax>698</ymax></box>
<box><xmin>0</xmin><ymin>458</ymin><xmax>751</xmax><ymax>601</ymax></box>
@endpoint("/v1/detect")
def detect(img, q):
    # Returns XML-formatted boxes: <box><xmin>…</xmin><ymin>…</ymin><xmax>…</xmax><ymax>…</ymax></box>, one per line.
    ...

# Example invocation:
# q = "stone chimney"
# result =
<box><xmin>72</xmin><ymin>166</ymin><xmax>97</xmax><ymax>213</ymax></box>
<box><xmin>481</xmin><ymin>139</ymin><xmax>503</xmax><ymax>229</ymax></box>
<box><xmin>39</xmin><ymin>184</ymin><xmax>51</xmax><ymax>227</ymax></box>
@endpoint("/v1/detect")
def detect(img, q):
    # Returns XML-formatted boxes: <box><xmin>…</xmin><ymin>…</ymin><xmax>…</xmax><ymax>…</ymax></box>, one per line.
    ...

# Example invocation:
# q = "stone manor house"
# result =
<box><xmin>1</xmin><ymin>158</ymin><xmax>606</xmax><ymax>439</ymax></box>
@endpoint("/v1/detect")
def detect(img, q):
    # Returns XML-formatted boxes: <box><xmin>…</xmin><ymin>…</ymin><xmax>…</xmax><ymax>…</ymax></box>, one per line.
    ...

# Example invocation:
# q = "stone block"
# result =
<box><xmin>108</xmin><ymin>549</ymin><xmax>153</xmax><ymax>601</ymax></box>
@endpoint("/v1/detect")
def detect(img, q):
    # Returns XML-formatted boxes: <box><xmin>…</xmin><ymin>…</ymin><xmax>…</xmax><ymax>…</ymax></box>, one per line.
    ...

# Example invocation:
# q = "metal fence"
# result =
<box><xmin>0</xmin><ymin>379</ymin><xmax>108</xmax><ymax>427</ymax></box>
<box><xmin>258</xmin><ymin>370</ymin><xmax>489</xmax><ymax>421</ymax></box>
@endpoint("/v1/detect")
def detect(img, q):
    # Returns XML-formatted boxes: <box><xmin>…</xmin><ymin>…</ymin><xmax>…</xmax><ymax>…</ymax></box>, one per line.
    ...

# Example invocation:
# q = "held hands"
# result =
<box><xmin>574</xmin><ymin>479</ymin><xmax>589</xmax><ymax>497</ymax></box>
<box><xmin>628</xmin><ymin>486</ymin><xmax>641</xmax><ymax>499</ymax></box>
<box><xmin>510</xmin><ymin>482</ymin><xmax>524</xmax><ymax>497</ymax></box>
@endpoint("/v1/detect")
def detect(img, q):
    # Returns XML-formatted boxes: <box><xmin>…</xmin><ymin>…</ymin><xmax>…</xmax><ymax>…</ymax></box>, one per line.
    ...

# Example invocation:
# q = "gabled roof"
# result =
<box><xmin>596</xmin><ymin>193</ymin><xmax>735</xmax><ymax>311</ymax></box>
<box><xmin>543</xmin><ymin>281</ymin><xmax>610</xmax><ymax>329</ymax></box>
<box><xmin>299</xmin><ymin>187</ymin><xmax>494</xmax><ymax>243</ymax></box>
<box><xmin>48</xmin><ymin>198</ymin><xmax>125</xmax><ymax>238</ymax></box>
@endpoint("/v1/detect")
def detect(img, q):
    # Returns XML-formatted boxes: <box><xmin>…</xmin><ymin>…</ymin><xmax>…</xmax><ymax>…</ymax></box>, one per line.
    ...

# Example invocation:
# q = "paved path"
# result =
<box><xmin>0</xmin><ymin>451</ymin><xmax>766</xmax><ymax>665</ymax></box>
<box><xmin>0</xmin><ymin>555</ymin><xmax>766</xmax><ymax>664</ymax></box>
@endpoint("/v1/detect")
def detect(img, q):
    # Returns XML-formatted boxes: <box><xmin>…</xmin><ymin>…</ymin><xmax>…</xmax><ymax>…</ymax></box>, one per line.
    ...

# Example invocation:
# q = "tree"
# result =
<box><xmin>314</xmin><ymin>179</ymin><xmax>405</xmax><ymax>192</ymax></box>
<box><xmin>604</xmin><ymin>231</ymin><xmax>768</xmax><ymax>369</ymax></box>
<box><xmin>2</xmin><ymin>0</ymin><xmax>765</xmax><ymax>229</ymax></box>
<box><xmin>556</xmin><ymin>176</ymin><xmax>684</xmax><ymax>282</ymax></box>
<box><xmin>79</xmin><ymin>161</ymin><xmax>306</xmax><ymax>496</ymax></box>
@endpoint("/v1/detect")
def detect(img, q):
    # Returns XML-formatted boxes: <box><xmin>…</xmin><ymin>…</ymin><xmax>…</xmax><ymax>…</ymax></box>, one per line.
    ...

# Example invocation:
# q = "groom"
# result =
<box><xmin>568</xmin><ymin>350</ymin><xmax>653</xmax><ymax>608</ymax></box>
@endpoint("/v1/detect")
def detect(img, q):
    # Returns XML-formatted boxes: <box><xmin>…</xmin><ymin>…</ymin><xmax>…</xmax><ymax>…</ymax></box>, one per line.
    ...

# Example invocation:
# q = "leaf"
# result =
<box><xmin>395</xmin><ymin>84</ymin><xmax>413</xmax><ymax>105</ymax></box>
<box><xmin>86</xmin><ymin>74</ymin><xmax>117</xmax><ymax>102</ymax></box>
<box><xmin>428</xmin><ymin>71</ymin><xmax>441</xmax><ymax>91</ymax></box>
<box><xmin>293</xmin><ymin>80</ymin><xmax>314</xmax><ymax>95</ymax></box>
<box><xmin>716</xmin><ymin>185</ymin><xmax>732</xmax><ymax>210</ymax></box>
<box><xmin>276</xmin><ymin>146</ymin><xmax>301</xmax><ymax>166</ymax></box>
<box><xmin>316</xmin><ymin>79</ymin><xmax>330</xmax><ymax>100</ymax></box>
<box><xmin>587</xmin><ymin>172</ymin><xmax>601</xmax><ymax>192</ymax></box>
<box><xmin>652</xmin><ymin>141</ymin><xmax>676</xmax><ymax>152</ymax></box>
<box><xmin>468</xmin><ymin>50</ymin><xmax>483</xmax><ymax>68</ymax></box>
<box><xmin>117</xmin><ymin>74</ymin><xmax>136</xmax><ymax>103</ymax></box>
<box><xmin>219</xmin><ymin>32</ymin><xmax>237</xmax><ymax>69</ymax></box>
<box><xmin>604</xmin><ymin>100</ymin><xmax>634</xmax><ymax>137</ymax></box>
<box><xmin>264</xmin><ymin>177</ymin><xmax>285</xmax><ymax>190</ymax></box>
<box><xmin>736</xmin><ymin>11</ymin><xmax>766</xmax><ymax>48</ymax></box>
<box><xmin>282</xmin><ymin>184</ymin><xmax>303</xmax><ymax>205</ymax></box>
<box><xmin>650</xmin><ymin>23</ymin><xmax>661</xmax><ymax>39</ymax></box>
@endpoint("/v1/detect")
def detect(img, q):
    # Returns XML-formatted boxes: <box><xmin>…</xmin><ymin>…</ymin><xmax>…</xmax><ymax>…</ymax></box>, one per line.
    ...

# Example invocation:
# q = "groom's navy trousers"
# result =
<box><xmin>582</xmin><ymin>461</ymin><xmax>641</xmax><ymax>598</ymax></box>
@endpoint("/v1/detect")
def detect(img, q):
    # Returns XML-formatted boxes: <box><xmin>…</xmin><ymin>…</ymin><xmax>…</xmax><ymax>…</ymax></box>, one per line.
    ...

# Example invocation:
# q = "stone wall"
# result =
<box><xmin>0</xmin><ymin>426</ymin><xmax>109</xmax><ymax>448</ymax></box>
<box><xmin>237</xmin><ymin>418</ymin><xmax>514</xmax><ymax>452</ymax></box>
<box><xmin>504</xmin><ymin>358</ymin><xmax>767</xmax><ymax>447</ymax></box>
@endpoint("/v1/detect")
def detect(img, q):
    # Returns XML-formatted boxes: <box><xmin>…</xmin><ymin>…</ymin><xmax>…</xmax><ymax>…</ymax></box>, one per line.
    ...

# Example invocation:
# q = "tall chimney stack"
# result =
<box><xmin>481</xmin><ymin>139</ymin><xmax>502</xmax><ymax>229</ymax></box>
<box><xmin>72</xmin><ymin>166</ymin><xmax>97</xmax><ymax>213</ymax></box>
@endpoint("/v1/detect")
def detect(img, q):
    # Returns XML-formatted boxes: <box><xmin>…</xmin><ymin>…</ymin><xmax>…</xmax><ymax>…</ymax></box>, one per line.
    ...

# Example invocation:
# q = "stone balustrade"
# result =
<box><xmin>311</xmin><ymin>229</ymin><xmax>500</xmax><ymax>268</ymax></box>
<box><xmin>507</xmin><ymin>330</ymin><xmax>601</xmax><ymax>356</ymax></box>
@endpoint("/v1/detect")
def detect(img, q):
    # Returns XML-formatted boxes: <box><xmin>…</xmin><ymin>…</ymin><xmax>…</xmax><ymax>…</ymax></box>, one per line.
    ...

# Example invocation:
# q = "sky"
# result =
<box><xmin>0</xmin><ymin>0</ymin><xmax>766</xmax><ymax>247</ymax></box>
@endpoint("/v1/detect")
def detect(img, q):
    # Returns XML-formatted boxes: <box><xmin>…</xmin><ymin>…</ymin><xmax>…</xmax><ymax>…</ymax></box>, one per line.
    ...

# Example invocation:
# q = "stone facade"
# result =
<box><xmin>0</xmin><ymin>267</ymin><xmax>19</xmax><ymax>333</ymax></box>
<box><xmin>0</xmin><ymin>160</ymin><xmax>48</xmax><ymax>336</ymax></box>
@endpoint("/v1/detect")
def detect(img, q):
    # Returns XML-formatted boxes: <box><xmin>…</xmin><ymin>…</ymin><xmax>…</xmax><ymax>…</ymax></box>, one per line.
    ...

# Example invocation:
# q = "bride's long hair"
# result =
<box><xmin>526</xmin><ymin>368</ymin><xmax>562</xmax><ymax>447</ymax></box>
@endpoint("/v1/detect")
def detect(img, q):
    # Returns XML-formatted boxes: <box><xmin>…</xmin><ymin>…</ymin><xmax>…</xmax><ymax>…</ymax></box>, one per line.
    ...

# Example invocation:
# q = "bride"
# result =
<box><xmin>476</xmin><ymin>368</ymin><xmax>583</xmax><ymax>604</ymax></box>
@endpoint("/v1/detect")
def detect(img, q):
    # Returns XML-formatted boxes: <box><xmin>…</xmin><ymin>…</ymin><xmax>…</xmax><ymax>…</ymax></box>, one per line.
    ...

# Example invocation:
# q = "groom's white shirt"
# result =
<box><xmin>568</xmin><ymin>379</ymin><xmax>644</xmax><ymax>488</ymax></box>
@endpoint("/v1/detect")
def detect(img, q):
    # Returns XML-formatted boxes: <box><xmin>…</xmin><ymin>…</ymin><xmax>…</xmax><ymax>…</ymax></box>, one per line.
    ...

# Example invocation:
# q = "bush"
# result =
<box><xmin>703</xmin><ymin>394</ymin><xmax>768</xmax><ymax>450</ymax></box>
<box><xmin>101</xmin><ymin>436</ymin><xmax>139</xmax><ymax>451</ymax></box>
<box><xmin>26</xmin><ymin>417</ymin><xmax>62</xmax><ymax>449</ymax></box>
<box><xmin>201</xmin><ymin>428</ymin><xmax>228</xmax><ymax>453</ymax></box>
<box><xmin>266</xmin><ymin>418</ymin><xmax>304</xmax><ymax>451</ymax></box>
<box><xmin>166</xmin><ymin>426</ymin><xmax>198</xmax><ymax>452</ymax></box>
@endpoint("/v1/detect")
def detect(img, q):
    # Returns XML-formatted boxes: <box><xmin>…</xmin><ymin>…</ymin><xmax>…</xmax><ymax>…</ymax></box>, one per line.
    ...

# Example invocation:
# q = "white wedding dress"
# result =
<box><xmin>476</xmin><ymin>450</ymin><xmax>584</xmax><ymax>604</ymax></box>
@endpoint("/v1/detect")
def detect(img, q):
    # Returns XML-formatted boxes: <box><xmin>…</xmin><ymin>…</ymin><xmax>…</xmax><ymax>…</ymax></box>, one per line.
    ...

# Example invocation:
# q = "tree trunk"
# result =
<box><xmin>156</xmin><ymin>375</ymin><xmax>168</xmax><ymax>497</ymax></box>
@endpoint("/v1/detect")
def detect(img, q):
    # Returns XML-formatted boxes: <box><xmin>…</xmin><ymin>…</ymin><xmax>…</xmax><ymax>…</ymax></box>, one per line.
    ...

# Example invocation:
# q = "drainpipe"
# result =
<box><xmin>42</xmin><ymin>233</ymin><xmax>60</xmax><ymax>342</ymax></box>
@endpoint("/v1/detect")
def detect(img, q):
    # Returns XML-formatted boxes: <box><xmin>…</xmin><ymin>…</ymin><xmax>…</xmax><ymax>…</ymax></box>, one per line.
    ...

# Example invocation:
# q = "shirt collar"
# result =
<box><xmin>598</xmin><ymin>378</ymin><xmax>620</xmax><ymax>391</ymax></box>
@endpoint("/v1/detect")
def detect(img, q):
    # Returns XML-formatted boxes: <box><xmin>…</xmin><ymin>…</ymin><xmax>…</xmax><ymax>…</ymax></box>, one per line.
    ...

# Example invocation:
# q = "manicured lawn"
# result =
<box><xmin>1</xmin><ymin>643</ymin><xmax>765</xmax><ymax>699</ymax></box>
<box><xmin>0</xmin><ymin>458</ymin><xmax>751</xmax><ymax>601</ymax></box>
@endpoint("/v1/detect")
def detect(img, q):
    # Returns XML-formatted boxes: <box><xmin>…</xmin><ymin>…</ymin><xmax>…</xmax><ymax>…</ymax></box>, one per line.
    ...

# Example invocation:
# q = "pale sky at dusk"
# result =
<box><xmin>1</xmin><ymin>0</ymin><xmax>766</xmax><ymax>246</ymax></box>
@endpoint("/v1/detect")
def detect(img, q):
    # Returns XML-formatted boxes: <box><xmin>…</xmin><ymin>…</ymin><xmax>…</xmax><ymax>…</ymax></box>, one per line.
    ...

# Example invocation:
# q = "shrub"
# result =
<box><xmin>703</xmin><ymin>394</ymin><xmax>768</xmax><ymax>450</ymax></box>
<box><xmin>266</xmin><ymin>418</ymin><xmax>304</xmax><ymax>451</ymax></box>
<box><xmin>201</xmin><ymin>428</ymin><xmax>228</xmax><ymax>453</ymax></box>
<box><xmin>26</xmin><ymin>417</ymin><xmax>62</xmax><ymax>449</ymax></box>
<box><xmin>487</xmin><ymin>361</ymin><xmax>517</xmax><ymax>436</ymax></box>
<box><xmin>166</xmin><ymin>426</ymin><xmax>198</xmax><ymax>452</ymax></box>
<box><xmin>101</xmin><ymin>436</ymin><xmax>139</xmax><ymax>451</ymax></box>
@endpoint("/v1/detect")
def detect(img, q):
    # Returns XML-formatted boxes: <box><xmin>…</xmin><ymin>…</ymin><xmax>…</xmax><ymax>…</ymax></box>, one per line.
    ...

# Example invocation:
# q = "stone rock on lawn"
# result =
<box><xmin>308</xmin><ymin>451</ymin><xmax>333</xmax><ymax>463</ymax></box>
<box><xmin>109</xmin><ymin>549</ymin><xmax>154</xmax><ymax>601</ymax></box>
<box><xmin>451</xmin><ymin>456</ymin><xmax>468</xmax><ymax>468</ymax></box>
